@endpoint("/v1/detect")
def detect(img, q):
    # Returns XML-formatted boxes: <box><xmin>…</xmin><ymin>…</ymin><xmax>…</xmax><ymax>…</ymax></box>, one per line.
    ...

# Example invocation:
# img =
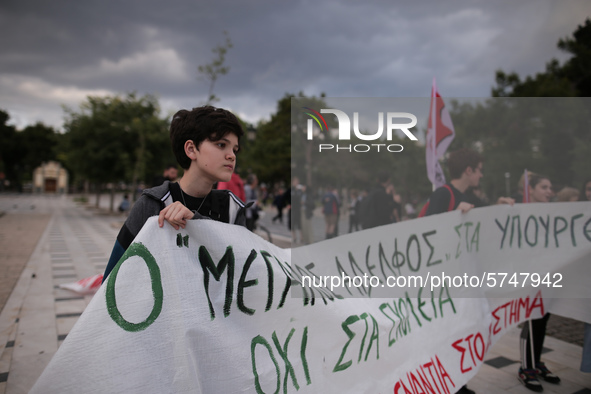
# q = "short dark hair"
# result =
<box><xmin>170</xmin><ymin>106</ymin><xmax>244</xmax><ymax>169</ymax></box>
<box><xmin>447</xmin><ymin>148</ymin><xmax>483</xmax><ymax>179</ymax></box>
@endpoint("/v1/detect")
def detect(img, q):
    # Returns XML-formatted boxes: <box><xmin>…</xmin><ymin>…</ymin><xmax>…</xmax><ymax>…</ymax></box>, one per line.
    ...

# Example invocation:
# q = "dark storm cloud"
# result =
<box><xmin>0</xmin><ymin>0</ymin><xmax>589</xmax><ymax>128</ymax></box>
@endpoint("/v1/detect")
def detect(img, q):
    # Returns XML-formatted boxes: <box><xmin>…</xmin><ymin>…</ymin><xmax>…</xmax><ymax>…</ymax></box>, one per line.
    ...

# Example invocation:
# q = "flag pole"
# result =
<box><xmin>430</xmin><ymin>77</ymin><xmax>437</xmax><ymax>191</ymax></box>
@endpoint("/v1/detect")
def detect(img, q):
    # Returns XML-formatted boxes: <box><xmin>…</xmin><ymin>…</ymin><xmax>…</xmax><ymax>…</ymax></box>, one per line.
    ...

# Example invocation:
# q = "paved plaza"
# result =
<box><xmin>0</xmin><ymin>193</ymin><xmax>589</xmax><ymax>393</ymax></box>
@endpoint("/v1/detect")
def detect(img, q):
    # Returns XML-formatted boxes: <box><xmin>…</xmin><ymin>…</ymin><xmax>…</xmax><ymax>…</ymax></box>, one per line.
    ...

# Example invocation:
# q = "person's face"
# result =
<box><xmin>195</xmin><ymin>133</ymin><xmax>239</xmax><ymax>183</ymax></box>
<box><xmin>585</xmin><ymin>181</ymin><xmax>591</xmax><ymax>201</ymax></box>
<box><xmin>166</xmin><ymin>167</ymin><xmax>178</xmax><ymax>181</ymax></box>
<box><xmin>467</xmin><ymin>163</ymin><xmax>483</xmax><ymax>187</ymax></box>
<box><xmin>529</xmin><ymin>179</ymin><xmax>552</xmax><ymax>203</ymax></box>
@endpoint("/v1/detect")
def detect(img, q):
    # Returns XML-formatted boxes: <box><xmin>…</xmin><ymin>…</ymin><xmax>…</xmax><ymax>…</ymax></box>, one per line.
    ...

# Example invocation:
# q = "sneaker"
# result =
<box><xmin>518</xmin><ymin>368</ymin><xmax>543</xmax><ymax>392</ymax></box>
<box><xmin>536</xmin><ymin>362</ymin><xmax>561</xmax><ymax>384</ymax></box>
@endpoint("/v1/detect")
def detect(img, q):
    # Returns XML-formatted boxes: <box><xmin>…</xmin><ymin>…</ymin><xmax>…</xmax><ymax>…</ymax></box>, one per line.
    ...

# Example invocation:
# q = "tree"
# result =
<box><xmin>247</xmin><ymin>94</ymin><xmax>292</xmax><ymax>186</ymax></box>
<box><xmin>0</xmin><ymin>110</ymin><xmax>23</xmax><ymax>190</ymax></box>
<box><xmin>558</xmin><ymin>18</ymin><xmax>591</xmax><ymax>97</ymax></box>
<box><xmin>492</xmin><ymin>60</ymin><xmax>576</xmax><ymax>98</ymax></box>
<box><xmin>492</xmin><ymin>19</ymin><xmax>591</xmax><ymax>98</ymax></box>
<box><xmin>198</xmin><ymin>31</ymin><xmax>233</xmax><ymax>105</ymax></box>
<box><xmin>483</xmin><ymin>19</ymin><xmax>591</xmax><ymax>193</ymax></box>
<box><xmin>0</xmin><ymin>111</ymin><xmax>59</xmax><ymax>191</ymax></box>
<box><xmin>20</xmin><ymin>123</ymin><xmax>58</xmax><ymax>179</ymax></box>
<box><xmin>62</xmin><ymin>93</ymin><xmax>170</xmax><ymax>210</ymax></box>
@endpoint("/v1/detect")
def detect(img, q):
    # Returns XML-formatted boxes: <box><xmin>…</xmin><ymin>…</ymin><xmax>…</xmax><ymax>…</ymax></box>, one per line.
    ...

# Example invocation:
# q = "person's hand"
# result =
<box><xmin>496</xmin><ymin>196</ymin><xmax>515</xmax><ymax>206</ymax></box>
<box><xmin>158</xmin><ymin>202</ymin><xmax>194</xmax><ymax>230</ymax></box>
<box><xmin>456</xmin><ymin>201</ymin><xmax>474</xmax><ymax>213</ymax></box>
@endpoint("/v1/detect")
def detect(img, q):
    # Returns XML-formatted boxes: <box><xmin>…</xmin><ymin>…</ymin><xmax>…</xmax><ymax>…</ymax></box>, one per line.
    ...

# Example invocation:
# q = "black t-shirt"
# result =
<box><xmin>425</xmin><ymin>183</ymin><xmax>466</xmax><ymax>216</ymax></box>
<box><xmin>464</xmin><ymin>188</ymin><xmax>487</xmax><ymax>208</ymax></box>
<box><xmin>169</xmin><ymin>182</ymin><xmax>230</xmax><ymax>223</ymax></box>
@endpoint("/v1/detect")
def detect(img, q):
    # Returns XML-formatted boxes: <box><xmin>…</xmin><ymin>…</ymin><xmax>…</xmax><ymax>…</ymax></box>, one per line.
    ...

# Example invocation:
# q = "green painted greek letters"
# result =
<box><xmin>106</xmin><ymin>242</ymin><xmax>163</xmax><ymax>332</ymax></box>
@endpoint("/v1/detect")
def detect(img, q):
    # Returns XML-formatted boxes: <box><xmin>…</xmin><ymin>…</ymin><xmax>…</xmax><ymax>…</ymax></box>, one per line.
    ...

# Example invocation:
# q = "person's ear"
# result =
<box><xmin>185</xmin><ymin>140</ymin><xmax>199</xmax><ymax>160</ymax></box>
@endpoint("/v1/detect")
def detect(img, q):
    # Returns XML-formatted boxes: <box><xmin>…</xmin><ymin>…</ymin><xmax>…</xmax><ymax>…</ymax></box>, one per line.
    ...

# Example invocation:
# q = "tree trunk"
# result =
<box><xmin>95</xmin><ymin>183</ymin><xmax>101</xmax><ymax>208</ymax></box>
<box><xmin>109</xmin><ymin>186</ymin><xmax>115</xmax><ymax>213</ymax></box>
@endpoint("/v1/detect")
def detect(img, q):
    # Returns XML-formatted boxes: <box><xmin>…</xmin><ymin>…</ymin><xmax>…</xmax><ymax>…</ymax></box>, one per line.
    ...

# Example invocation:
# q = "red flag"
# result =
<box><xmin>426</xmin><ymin>78</ymin><xmax>456</xmax><ymax>188</ymax></box>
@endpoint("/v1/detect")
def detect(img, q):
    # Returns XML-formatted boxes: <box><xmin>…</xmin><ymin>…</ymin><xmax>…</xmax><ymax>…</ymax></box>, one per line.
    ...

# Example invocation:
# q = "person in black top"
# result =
<box><xmin>103</xmin><ymin>106</ymin><xmax>247</xmax><ymax>281</ymax></box>
<box><xmin>464</xmin><ymin>186</ymin><xmax>488</xmax><ymax>208</ymax></box>
<box><xmin>425</xmin><ymin>148</ymin><xmax>514</xmax><ymax>216</ymax></box>
<box><xmin>361</xmin><ymin>173</ymin><xmax>398</xmax><ymax>229</ymax></box>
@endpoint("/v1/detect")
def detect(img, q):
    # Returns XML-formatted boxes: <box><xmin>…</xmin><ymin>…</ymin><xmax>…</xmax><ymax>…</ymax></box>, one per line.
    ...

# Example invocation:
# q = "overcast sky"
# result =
<box><xmin>0</xmin><ymin>0</ymin><xmax>589</xmax><ymax>130</ymax></box>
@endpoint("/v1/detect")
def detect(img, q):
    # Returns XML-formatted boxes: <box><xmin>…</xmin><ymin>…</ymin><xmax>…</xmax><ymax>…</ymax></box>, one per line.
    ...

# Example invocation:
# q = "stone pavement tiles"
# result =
<box><xmin>0</xmin><ymin>204</ymin><xmax>117</xmax><ymax>393</ymax></box>
<box><xmin>0</xmin><ymin>214</ymin><xmax>51</xmax><ymax>314</ymax></box>
<box><xmin>469</xmin><ymin>325</ymin><xmax>591</xmax><ymax>393</ymax></box>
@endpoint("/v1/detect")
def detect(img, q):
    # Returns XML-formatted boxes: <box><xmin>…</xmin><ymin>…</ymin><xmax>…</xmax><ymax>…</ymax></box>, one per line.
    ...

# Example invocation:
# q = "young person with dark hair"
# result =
<box><xmin>103</xmin><ymin>106</ymin><xmax>247</xmax><ymax>281</ymax></box>
<box><xmin>423</xmin><ymin>148</ymin><xmax>513</xmax><ymax>217</ymax></box>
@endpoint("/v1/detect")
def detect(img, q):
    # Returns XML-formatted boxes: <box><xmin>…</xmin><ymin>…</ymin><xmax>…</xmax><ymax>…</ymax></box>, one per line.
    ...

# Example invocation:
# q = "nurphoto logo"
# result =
<box><xmin>303</xmin><ymin>107</ymin><xmax>418</xmax><ymax>153</ymax></box>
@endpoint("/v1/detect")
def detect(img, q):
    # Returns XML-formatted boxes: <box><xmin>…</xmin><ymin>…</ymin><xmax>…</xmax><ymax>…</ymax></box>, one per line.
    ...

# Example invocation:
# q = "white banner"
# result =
<box><xmin>32</xmin><ymin>202</ymin><xmax>591</xmax><ymax>393</ymax></box>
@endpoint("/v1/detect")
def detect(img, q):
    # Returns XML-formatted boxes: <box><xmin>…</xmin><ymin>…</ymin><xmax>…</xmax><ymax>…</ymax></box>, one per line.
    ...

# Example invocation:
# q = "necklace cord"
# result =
<box><xmin>180</xmin><ymin>186</ymin><xmax>209</xmax><ymax>214</ymax></box>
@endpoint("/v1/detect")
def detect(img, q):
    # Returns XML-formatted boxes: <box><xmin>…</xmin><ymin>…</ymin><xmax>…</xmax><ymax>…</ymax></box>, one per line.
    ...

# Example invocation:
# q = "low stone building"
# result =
<box><xmin>33</xmin><ymin>161</ymin><xmax>68</xmax><ymax>194</ymax></box>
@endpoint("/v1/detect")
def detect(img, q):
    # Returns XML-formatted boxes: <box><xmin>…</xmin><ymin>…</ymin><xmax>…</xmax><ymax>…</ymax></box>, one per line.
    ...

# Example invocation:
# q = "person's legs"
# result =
<box><xmin>519</xmin><ymin>314</ymin><xmax>559</xmax><ymax>391</ymax></box>
<box><xmin>325</xmin><ymin>214</ymin><xmax>336</xmax><ymax>239</ymax></box>
<box><xmin>521</xmin><ymin>314</ymin><xmax>550</xmax><ymax>369</ymax></box>
<box><xmin>301</xmin><ymin>213</ymin><xmax>312</xmax><ymax>244</ymax></box>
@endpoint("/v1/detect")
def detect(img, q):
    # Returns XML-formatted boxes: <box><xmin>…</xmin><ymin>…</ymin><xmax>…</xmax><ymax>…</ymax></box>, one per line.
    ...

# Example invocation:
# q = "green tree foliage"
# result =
<box><xmin>61</xmin><ymin>93</ymin><xmax>172</xmax><ymax>206</ymax></box>
<box><xmin>492</xmin><ymin>19</ymin><xmax>591</xmax><ymax>98</ymax></box>
<box><xmin>491</xmin><ymin>60</ymin><xmax>576</xmax><ymax>97</ymax></box>
<box><xmin>290</xmin><ymin>93</ymin><xmax>335</xmax><ymax>188</ymax></box>
<box><xmin>246</xmin><ymin>94</ymin><xmax>293</xmax><ymax>186</ymax></box>
<box><xmin>0</xmin><ymin>110</ymin><xmax>59</xmax><ymax>190</ymax></box>
<box><xmin>558</xmin><ymin>18</ymin><xmax>591</xmax><ymax>96</ymax></box>
<box><xmin>0</xmin><ymin>110</ymin><xmax>23</xmax><ymax>189</ymax></box>
<box><xmin>449</xmin><ymin>96</ymin><xmax>590</xmax><ymax>197</ymax></box>
<box><xmin>20</xmin><ymin>123</ymin><xmax>58</xmax><ymax>178</ymax></box>
<box><xmin>449</xmin><ymin>19</ymin><xmax>591</xmax><ymax>197</ymax></box>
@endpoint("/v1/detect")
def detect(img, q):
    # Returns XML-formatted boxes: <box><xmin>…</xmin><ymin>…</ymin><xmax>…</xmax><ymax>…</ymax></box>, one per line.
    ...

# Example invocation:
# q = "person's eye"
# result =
<box><xmin>217</xmin><ymin>142</ymin><xmax>226</xmax><ymax>148</ymax></box>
